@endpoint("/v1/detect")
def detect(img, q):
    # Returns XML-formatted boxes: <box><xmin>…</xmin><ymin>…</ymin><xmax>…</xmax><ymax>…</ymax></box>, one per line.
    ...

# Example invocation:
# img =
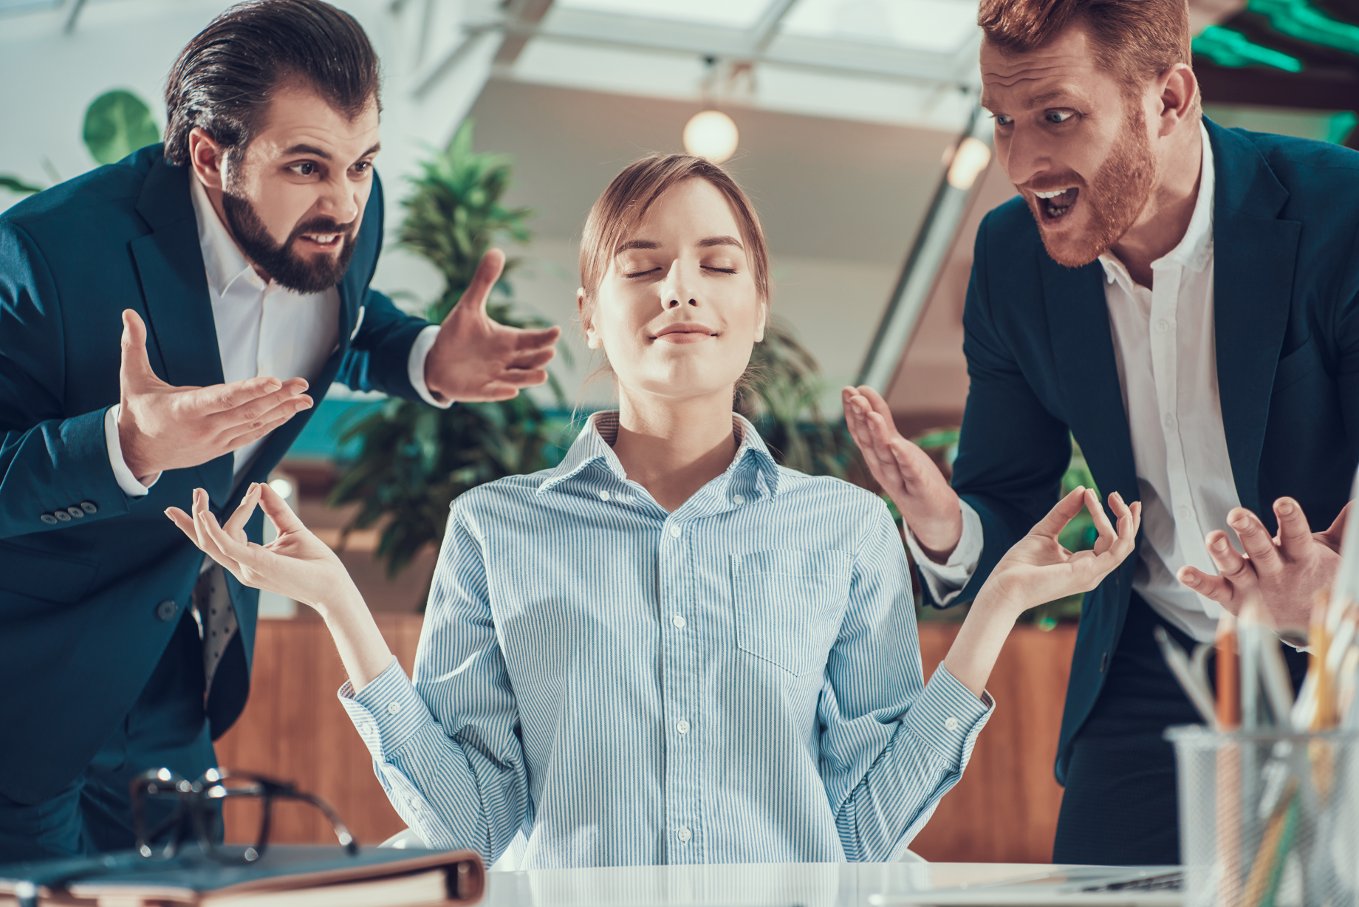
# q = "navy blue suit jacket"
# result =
<box><xmin>0</xmin><ymin>145</ymin><xmax>430</xmax><ymax>803</ymax></box>
<box><xmin>937</xmin><ymin>120</ymin><xmax>1359</xmax><ymax>782</ymax></box>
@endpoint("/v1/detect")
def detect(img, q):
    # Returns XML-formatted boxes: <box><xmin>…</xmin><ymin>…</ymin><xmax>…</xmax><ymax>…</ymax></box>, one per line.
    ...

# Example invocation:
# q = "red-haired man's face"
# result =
<box><xmin>980</xmin><ymin>25</ymin><xmax>1157</xmax><ymax>268</ymax></box>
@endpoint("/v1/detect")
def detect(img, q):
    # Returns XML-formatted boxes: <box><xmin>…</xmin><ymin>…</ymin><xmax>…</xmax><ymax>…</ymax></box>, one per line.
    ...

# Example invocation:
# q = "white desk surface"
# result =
<box><xmin>479</xmin><ymin>861</ymin><xmax>1082</xmax><ymax>906</ymax></box>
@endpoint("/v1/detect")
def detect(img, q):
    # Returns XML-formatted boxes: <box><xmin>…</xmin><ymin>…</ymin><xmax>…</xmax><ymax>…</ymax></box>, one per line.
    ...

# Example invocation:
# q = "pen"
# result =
<box><xmin>1152</xmin><ymin>626</ymin><xmax>1217</xmax><ymax>727</ymax></box>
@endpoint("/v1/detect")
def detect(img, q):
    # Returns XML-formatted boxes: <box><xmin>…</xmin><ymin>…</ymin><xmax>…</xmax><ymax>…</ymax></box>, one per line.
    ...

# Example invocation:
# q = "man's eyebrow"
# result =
<box><xmin>698</xmin><ymin>235</ymin><xmax>743</xmax><ymax>250</ymax></box>
<box><xmin>281</xmin><ymin>141</ymin><xmax>382</xmax><ymax>161</ymax></box>
<box><xmin>616</xmin><ymin>239</ymin><xmax>660</xmax><ymax>254</ymax></box>
<box><xmin>980</xmin><ymin>88</ymin><xmax>1087</xmax><ymax>111</ymax></box>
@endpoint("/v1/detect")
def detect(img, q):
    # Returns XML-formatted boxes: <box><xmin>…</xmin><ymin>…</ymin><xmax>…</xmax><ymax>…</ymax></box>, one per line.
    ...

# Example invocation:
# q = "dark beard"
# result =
<box><xmin>1032</xmin><ymin>104</ymin><xmax>1157</xmax><ymax>268</ymax></box>
<box><xmin>221</xmin><ymin>191</ymin><xmax>358</xmax><ymax>294</ymax></box>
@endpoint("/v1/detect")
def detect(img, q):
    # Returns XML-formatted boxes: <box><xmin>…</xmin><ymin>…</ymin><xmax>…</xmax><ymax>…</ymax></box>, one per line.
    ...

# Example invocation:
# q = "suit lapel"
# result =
<box><xmin>1043</xmin><ymin>259</ymin><xmax>1141</xmax><ymax>505</ymax></box>
<box><xmin>1207</xmin><ymin>121</ymin><xmax>1301</xmax><ymax>515</ymax></box>
<box><xmin>129</xmin><ymin>158</ymin><xmax>232</xmax><ymax>502</ymax></box>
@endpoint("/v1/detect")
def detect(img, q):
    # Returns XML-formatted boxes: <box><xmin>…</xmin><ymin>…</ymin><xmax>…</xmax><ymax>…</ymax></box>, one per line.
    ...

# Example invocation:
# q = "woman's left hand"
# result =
<box><xmin>978</xmin><ymin>486</ymin><xmax>1141</xmax><ymax>619</ymax></box>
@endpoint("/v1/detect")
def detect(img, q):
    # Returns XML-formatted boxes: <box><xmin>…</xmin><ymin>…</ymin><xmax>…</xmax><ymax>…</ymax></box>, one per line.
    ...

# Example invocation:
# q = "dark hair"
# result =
<box><xmin>163</xmin><ymin>0</ymin><xmax>381</xmax><ymax>166</ymax></box>
<box><xmin>978</xmin><ymin>0</ymin><xmax>1192</xmax><ymax>96</ymax></box>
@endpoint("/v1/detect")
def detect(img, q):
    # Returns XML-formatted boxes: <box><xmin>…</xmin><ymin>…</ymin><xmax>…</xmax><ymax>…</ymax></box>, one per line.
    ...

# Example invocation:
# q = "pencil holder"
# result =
<box><xmin>1167</xmin><ymin>725</ymin><xmax>1359</xmax><ymax>907</ymax></box>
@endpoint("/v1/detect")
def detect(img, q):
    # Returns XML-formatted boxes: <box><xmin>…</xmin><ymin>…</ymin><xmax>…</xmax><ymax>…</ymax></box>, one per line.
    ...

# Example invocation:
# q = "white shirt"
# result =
<box><xmin>105</xmin><ymin>175</ymin><xmax>444</xmax><ymax>496</ymax></box>
<box><xmin>912</xmin><ymin>124</ymin><xmax>1238</xmax><ymax>642</ymax></box>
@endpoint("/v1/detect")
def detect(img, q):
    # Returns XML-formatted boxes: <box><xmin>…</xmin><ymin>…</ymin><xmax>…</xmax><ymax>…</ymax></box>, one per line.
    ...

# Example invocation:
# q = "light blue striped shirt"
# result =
<box><xmin>339</xmin><ymin>412</ymin><xmax>992</xmax><ymax>868</ymax></box>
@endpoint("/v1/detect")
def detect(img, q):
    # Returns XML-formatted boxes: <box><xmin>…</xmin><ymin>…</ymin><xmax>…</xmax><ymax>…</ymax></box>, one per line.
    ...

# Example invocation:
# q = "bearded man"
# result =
<box><xmin>0</xmin><ymin>0</ymin><xmax>558</xmax><ymax>860</ymax></box>
<box><xmin>843</xmin><ymin>0</ymin><xmax>1359</xmax><ymax>865</ymax></box>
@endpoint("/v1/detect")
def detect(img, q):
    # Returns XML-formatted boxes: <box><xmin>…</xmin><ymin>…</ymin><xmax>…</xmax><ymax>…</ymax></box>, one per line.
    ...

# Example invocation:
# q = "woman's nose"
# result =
<box><xmin>659</xmin><ymin>259</ymin><xmax>698</xmax><ymax>309</ymax></box>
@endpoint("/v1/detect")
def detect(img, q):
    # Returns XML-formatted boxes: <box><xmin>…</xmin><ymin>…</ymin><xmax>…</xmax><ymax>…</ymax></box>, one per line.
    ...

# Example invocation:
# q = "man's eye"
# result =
<box><xmin>1045</xmin><ymin>110</ymin><xmax>1077</xmax><ymax>125</ymax></box>
<box><xmin>993</xmin><ymin>114</ymin><xmax>1013</xmax><ymax>128</ymax></box>
<box><xmin>289</xmin><ymin>161</ymin><xmax>319</xmax><ymax>177</ymax></box>
<box><xmin>353</xmin><ymin>161</ymin><xmax>373</xmax><ymax>175</ymax></box>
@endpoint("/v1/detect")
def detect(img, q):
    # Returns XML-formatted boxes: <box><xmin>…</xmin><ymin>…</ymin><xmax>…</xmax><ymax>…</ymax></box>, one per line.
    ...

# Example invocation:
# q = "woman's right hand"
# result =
<box><xmin>166</xmin><ymin>483</ymin><xmax>359</xmax><ymax>615</ymax></box>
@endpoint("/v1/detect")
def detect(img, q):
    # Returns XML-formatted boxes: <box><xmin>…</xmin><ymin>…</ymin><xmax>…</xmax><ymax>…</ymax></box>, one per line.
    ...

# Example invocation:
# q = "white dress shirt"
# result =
<box><xmin>104</xmin><ymin>175</ymin><xmax>444</xmax><ymax>497</ymax></box>
<box><xmin>911</xmin><ymin>124</ymin><xmax>1239</xmax><ymax>642</ymax></box>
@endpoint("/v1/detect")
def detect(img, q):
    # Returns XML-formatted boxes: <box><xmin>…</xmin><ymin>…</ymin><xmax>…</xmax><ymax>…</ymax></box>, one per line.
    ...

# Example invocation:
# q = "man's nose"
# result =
<box><xmin>998</xmin><ymin>127</ymin><xmax>1050</xmax><ymax>191</ymax></box>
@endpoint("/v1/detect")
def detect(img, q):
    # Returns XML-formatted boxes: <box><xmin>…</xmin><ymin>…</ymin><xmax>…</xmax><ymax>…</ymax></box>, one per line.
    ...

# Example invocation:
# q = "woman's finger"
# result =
<box><xmin>223</xmin><ymin>482</ymin><xmax>263</xmax><ymax>538</ymax></box>
<box><xmin>192</xmin><ymin>497</ymin><xmax>242</xmax><ymax>577</ymax></box>
<box><xmin>1087</xmin><ymin>488</ymin><xmax>1117</xmax><ymax>555</ymax></box>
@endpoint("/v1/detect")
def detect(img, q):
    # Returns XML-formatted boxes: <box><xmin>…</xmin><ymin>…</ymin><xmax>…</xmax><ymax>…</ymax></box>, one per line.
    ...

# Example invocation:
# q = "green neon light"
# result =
<box><xmin>1193</xmin><ymin>25</ymin><xmax>1306</xmax><ymax>71</ymax></box>
<box><xmin>1247</xmin><ymin>0</ymin><xmax>1359</xmax><ymax>56</ymax></box>
<box><xmin>1327</xmin><ymin>112</ymin><xmax>1358</xmax><ymax>145</ymax></box>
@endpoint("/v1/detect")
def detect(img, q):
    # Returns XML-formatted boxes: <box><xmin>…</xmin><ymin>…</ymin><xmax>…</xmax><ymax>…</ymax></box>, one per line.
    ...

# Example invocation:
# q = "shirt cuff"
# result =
<box><xmin>407</xmin><ymin>325</ymin><xmax>452</xmax><ymax>409</ymax></box>
<box><xmin>104</xmin><ymin>405</ymin><xmax>158</xmax><ymax>497</ymax></box>
<box><xmin>903</xmin><ymin>664</ymin><xmax>994</xmax><ymax>770</ymax></box>
<box><xmin>338</xmin><ymin>658</ymin><xmax>435</xmax><ymax>759</ymax></box>
<box><xmin>905</xmin><ymin>499</ymin><xmax>982</xmax><ymax>605</ymax></box>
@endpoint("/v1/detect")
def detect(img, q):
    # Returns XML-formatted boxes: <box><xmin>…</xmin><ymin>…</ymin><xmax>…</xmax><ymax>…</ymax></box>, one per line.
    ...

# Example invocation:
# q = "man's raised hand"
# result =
<box><xmin>842</xmin><ymin>384</ymin><xmax>963</xmax><ymax>561</ymax></box>
<box><xmin>423</xmin><ymin>249</ymin><xmax>561</xmax><ymax>403</ymax></box>
<box><xmin>116</xmin><ymin>309</ymin><xmax>313</xmax><ymax>483</ymax></box>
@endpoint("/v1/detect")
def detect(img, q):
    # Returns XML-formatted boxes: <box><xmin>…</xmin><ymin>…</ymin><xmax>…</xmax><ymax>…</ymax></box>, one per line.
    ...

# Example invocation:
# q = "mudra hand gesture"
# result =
<box><xmin>166</xmin><ymin>484</ymin><xmax>354</xmax><ymax>615</ymax></box>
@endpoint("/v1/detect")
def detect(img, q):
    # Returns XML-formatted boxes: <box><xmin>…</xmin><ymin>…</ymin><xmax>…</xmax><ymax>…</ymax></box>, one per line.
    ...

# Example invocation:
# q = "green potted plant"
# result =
<box><xmin>328</xmin><ymin>123</ymin><xmax>566</xmax><ymax>584</ymax></box>
<box><xmin>1</xmin><ymin>89</ymin><xmax>159</xmax><ymax>197</ymax></box>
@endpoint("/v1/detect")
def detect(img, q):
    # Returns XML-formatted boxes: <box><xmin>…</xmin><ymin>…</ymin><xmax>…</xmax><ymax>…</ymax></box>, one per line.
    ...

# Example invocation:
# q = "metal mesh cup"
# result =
<box><xmin>1167</xmin><ymin>725</ymin><xmax>1359</xmax><ymax>907</ymax></box>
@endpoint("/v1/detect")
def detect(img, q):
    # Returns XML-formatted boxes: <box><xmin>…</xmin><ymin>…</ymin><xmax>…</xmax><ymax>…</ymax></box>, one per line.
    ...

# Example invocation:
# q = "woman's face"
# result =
<box><xmin>581</xmin><ymin>177</ymin><xmax>766</xmax><ymax>406</ymax></box>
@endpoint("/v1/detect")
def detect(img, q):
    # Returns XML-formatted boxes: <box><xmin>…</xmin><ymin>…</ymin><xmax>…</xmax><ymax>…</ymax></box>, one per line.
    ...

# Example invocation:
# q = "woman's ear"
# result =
<box><xmin>754</xmin><ymin>300</ymin><xmax>768</xmax><ymax>343</ymax></box>
<box><xmin>577</xmin><ymin>287</ymin><xmax>601</xmax><ymax>350</ymax></box>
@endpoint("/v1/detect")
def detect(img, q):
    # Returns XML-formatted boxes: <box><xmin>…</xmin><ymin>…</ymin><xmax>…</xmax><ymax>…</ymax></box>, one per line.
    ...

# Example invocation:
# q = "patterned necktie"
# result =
<box><xmin>193</xmin><ymin>563</ymin><xmax>238</xmax><ymax>695</ymax></box>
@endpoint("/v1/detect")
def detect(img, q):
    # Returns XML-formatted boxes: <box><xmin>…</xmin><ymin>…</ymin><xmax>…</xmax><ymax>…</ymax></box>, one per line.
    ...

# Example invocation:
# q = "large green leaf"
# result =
<box><xmin>0</xmin><ymin>175</ymin><xmax>44</xmax><ymax>196</ymax></box>
<box><xmin>83</xmin><ymin>90</ymin><xmax>159</xmax><ymax>165</ymax></box>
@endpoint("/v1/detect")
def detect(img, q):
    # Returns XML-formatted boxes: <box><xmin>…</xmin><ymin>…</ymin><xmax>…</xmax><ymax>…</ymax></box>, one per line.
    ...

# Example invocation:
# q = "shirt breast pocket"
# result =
<box><xmin>730</xmin><ymin>548</ymin><xmax>852</xmax><ymax>676</ymax></box>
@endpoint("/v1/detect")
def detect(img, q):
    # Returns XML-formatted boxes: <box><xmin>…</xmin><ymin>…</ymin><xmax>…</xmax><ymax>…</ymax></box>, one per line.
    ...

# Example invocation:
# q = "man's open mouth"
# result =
<box><xmin>1034</xmin><ymin>187</ymin><xmax>1079</xmax><ymax>221</ymax></box>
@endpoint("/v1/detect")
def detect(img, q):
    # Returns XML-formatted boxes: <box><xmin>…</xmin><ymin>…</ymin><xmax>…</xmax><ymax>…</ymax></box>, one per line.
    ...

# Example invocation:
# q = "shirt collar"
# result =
<box><xmin>1099</xmin><ymin>121</ymin><xmax>1215</xmax><ymax>285</ymax></box>
<box><xmin>188</xmin><ymin>175</ymin><xmax>267</xmax><ymax>297</ymax></box>
<box><xmin>538</xmin><ymin>410</ymin><xmax>782</xmax><ymax>498</ymax></box>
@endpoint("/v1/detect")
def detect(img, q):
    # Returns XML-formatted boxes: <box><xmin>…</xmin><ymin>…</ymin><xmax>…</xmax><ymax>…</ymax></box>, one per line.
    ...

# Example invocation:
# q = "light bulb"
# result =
<box><xmin>946</xmin><ymin>136</ymin><xmax>992</xmax><ymax>191</ymax></box>
<box><xmin>683</xmin><ymin>110</ymin><xmax>739</xmax><ymax>164</ymax></box>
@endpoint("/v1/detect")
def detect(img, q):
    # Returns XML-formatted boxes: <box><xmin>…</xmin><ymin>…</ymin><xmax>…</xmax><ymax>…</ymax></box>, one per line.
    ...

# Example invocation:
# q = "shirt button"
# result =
<box><xmin>360</xmin><ymin>720</ymin><xmax>375</xmax><ymax>736</ymax></box>
<box><xmin>1163</xmin><ymin>414</ymin><xmax>1176</xmax><ymax>431</ymax></box>
<box><xmin>1156</xmin><ymin>319</ymin><xmax>1170</xmax><ymax>332</ymax></box>
<box><xmin>668</xmin><ymin>525</ymin><xmax>682</xmax><ymax>539</ymax></box>
<box><xmin>598</xmin><ymin>490</ymin><xmax>611</xmax><ymax>501</ymax></box>
<box><xmin>672</xmin><ymin>614</ymin><xmax>686</xmax><ymax>629</ymax></box>
<box><xmin>676</xmin><ymin>719</ymin><xmax>690</xmax><ymax>735</ymax></box>
<box><xmin>732</xmin><ymin>494</ymin><xmax>745</xmax><ymax>505</ymax></box>
<box><xmin>677</xmin><ymin>825</ymin><xmax>692</xmax><ymax>843</ymax></box>
<box><xmin>387</xmin><ymin>702</ymin><xmax>402</xmax><ymax>716</ymax></box>
<box><xmin>944</xmin><ymin>716</ymin><xmax>961</xmax><ymax>732</ymax></box>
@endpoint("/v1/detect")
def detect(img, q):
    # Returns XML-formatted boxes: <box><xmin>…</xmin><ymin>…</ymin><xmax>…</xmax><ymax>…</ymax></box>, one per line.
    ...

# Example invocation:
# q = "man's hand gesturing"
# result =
<box><xmin>116</xmin><ymin>310</ymin><xmax>313</xmax><ymax>484</ymax></box>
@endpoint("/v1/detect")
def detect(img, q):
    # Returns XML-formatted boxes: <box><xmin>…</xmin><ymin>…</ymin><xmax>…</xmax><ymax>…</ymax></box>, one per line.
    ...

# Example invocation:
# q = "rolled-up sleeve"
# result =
<box><xmin>819</xmin><ymin>500</ymin><xmax>993</xmax><ymax>862</ymax></box>
<box><xmin>336</xmin><ymin>509</ymin><xmax>528</xmax><ymax>864</ymax></box>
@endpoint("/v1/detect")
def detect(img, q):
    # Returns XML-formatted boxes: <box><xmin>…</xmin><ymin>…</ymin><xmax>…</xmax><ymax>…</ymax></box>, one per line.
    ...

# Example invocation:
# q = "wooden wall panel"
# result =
<box><xmin>216</xmin><ymin>617</ymin><xmax>1075</xmax><ymax>862</ymax></box>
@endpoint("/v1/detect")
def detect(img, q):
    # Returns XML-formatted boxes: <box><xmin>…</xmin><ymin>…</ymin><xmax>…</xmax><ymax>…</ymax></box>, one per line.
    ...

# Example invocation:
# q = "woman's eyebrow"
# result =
<box><xmin>616</xmin><ymin>239</ymin><xmax>660</xmax><ymax>254</ymax></box>
<box><xmin>698</xmin><ymin>236</ymin><xmax>743</xmax><ymax>250</ymax></box>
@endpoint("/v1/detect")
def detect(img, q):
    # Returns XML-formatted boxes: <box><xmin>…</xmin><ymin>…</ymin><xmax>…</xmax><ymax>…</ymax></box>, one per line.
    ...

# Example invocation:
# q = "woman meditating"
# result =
<box><xmin>168</xmin><ymin>153</ymin><xmax>1138</xmax><ymax>868</ymax></box>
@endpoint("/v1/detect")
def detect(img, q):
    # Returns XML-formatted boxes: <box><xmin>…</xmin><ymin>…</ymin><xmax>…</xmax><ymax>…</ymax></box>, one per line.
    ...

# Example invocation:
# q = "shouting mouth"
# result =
<box><xmin>1034</xmin><ymin>187</ymin><xmax>1080</xmax><ymax>223</ymax></box>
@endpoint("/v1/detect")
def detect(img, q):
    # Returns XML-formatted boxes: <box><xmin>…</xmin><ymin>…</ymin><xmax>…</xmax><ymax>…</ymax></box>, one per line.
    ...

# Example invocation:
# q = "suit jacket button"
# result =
<box><xmin>66</xmin><ymin>506</ymin><xmax>86</xmax><ymax>519</ymax></box>
<box><xmin>80</xmin><ymin>501</ymin><xmax>98</xmax><ymax>514</ymax></box>
<box><xmin>40</xmin><ymin>513</ymin><xmax>59</xmax><ymax>525</ymax></box>
<box><xmin>156</xmin><ymin>600</ymin><xmax>179</xmax><ymax>622</ymax></box>
<box><xmin>54</xmin><ymin>510</ymin><xmax>71</xmax><ymax>522</ymax></box>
